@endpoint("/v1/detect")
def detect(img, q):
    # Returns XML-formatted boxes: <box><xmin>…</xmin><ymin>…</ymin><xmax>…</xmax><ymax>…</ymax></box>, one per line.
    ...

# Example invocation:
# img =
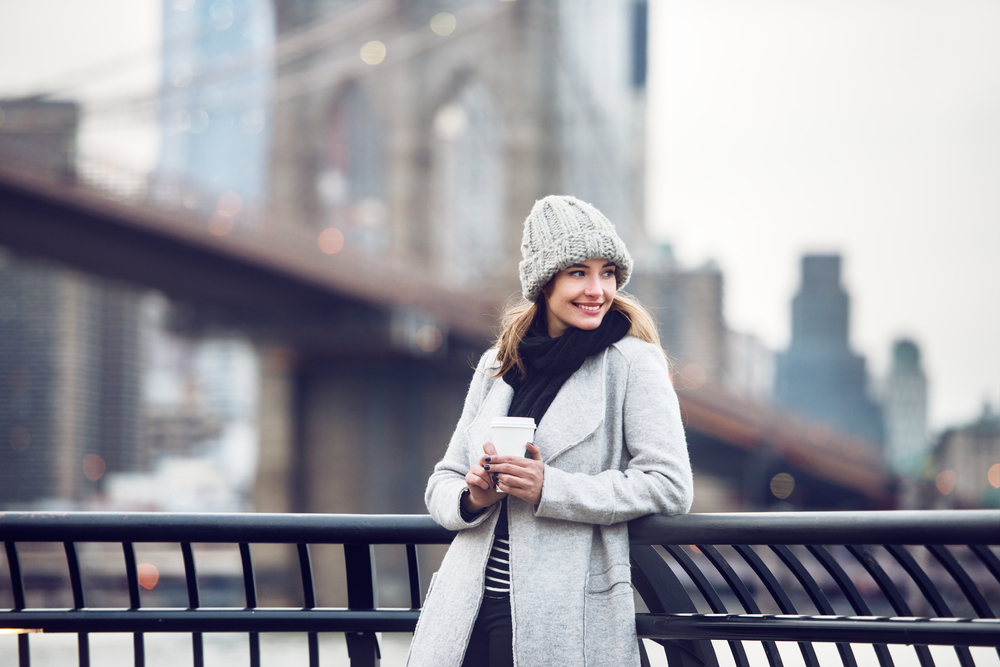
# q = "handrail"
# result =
<box><xmin>2</xmin><ymin>510</ymin><xmax>999</xmax><ymax>667</ymax></box>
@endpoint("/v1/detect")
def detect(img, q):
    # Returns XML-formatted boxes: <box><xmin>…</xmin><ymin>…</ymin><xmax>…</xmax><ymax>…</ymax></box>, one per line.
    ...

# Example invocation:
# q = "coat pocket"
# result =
<box><xmin>583</xmin><ymin>564</ymin><xmax>639</xmax><ymax>667</ymax></box>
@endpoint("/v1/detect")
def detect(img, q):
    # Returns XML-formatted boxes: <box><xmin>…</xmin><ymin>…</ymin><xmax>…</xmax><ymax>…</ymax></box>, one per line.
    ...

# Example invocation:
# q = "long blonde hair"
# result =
<box><xmin>489</xmin><ymin>292</ymin><xmax>664</xmax><ymax>379</ymax></box>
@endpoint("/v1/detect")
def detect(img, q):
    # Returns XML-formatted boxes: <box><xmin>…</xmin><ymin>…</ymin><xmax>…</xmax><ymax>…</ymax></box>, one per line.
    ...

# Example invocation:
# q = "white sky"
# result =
<box><xmin>647</xmin><ymin>0</ymin><xmax>1000</xmax><ymax>430</ymax></box>
<box><xmin>1</xmin><ymin>0</ymin><xmax>997</xmax><ymax>431</ymax></box>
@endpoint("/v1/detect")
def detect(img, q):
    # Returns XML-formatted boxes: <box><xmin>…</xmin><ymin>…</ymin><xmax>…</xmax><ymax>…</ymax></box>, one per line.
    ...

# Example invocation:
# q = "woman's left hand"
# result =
<box><xmin>494</xmin><ymin>443</ymin><xmax>545</xmax><ymax>505</ymax></box>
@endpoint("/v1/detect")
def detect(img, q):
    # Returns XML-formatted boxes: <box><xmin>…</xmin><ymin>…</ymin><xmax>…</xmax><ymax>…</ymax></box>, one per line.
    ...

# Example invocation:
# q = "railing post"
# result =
<box><xmin>631</xmin><ymin>545</ymin><xmax>718</xmax><ymax>667</ymax></box>
<box><xmin>344</xmin><ymin>543</ymin><xmax>380</xmax><ymax>667</ymax></box>
<box><xmin>5</xmin><ymin>542</ymin><xmax>30</xmax><ymax>667</ymax></box>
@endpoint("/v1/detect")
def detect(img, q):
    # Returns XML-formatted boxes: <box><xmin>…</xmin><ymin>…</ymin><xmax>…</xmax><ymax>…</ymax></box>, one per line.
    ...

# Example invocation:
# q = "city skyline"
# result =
<box><xmin>1</xmin><ymin>0</ymin><xmax>997</xmax><ymax>430</ymax></box>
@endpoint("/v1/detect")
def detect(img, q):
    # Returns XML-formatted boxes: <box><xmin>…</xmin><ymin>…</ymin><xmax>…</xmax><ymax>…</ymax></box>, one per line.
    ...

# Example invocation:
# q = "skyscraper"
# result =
<box><xmin>883</xmin><ymin>339</ymin><xmax>929</xmax><ymax>474</ymax></box>
<box><xmin>775</xmin><ymin>255</ymin><xmax>883</xmax><ymax>445</ymax></box>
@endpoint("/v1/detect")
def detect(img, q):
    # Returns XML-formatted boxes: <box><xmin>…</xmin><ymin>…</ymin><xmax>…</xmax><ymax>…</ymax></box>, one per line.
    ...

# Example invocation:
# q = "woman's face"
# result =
<box><xmin>542</xmin><ymin>258</ymin><xmax>618</xmax><ymax>338</ymax></box>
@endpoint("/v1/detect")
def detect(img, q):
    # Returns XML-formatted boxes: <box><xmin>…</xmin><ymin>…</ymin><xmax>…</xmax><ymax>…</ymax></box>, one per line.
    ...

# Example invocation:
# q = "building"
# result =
<box><xmin>930</xmin><ymin>404</ymin><xmax>1000</xmax><ymax>509</ymax></box>
<box><xmin>0</xmin><ymin>99</ymin><xmax>144</xmax><ymax>508</ymax></box>
<box><xmin>882</xmin><ymin>338</ymin><xmax>929</xmax><ymax>475</ymax></box>
<box><xmin>775</xmin><ymin>254</ymin><xmax>884</xmax><ymax>446</ymax></box>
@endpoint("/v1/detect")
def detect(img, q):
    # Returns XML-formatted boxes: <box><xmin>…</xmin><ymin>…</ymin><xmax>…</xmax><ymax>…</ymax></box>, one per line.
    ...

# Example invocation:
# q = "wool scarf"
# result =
<box><xmin>503</xmin><ymin>308</ymin><xmax>632</xmax><ymax>423</ymax></box>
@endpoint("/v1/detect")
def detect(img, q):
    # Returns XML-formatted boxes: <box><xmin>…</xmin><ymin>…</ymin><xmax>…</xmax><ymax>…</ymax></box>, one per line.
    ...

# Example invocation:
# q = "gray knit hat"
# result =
<box><xmin>518</xmin><ymin>195</ymin><xmax>633</xmax><ymax>302</ymax></box>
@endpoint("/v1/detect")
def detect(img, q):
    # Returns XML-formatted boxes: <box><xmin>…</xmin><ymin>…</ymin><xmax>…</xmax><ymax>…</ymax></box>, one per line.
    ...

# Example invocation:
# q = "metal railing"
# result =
<box><xmin>1</xmin><ymin>510</ymin><xmax>998</xmax><ymax>667</ymax></box>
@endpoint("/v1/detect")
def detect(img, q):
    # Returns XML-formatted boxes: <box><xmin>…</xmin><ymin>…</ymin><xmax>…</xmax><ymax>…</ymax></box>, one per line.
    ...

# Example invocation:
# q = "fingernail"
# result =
<box><xmin>484</xmin><ymin>464</ymin><xmax>490</xmax><ymax>470</ymax></box>
<box><xmin>492</xmin><ymin>474</ymin><xmax>499</xmax><ymax>484</ymax></box>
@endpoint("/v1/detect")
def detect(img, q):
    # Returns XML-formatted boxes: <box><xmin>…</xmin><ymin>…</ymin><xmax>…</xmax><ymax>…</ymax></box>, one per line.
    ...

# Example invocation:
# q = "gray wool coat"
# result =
<box><xmin>406</xmin><ymin>335</ymin><xmax>693</xmax><ymax>667</ymax></box>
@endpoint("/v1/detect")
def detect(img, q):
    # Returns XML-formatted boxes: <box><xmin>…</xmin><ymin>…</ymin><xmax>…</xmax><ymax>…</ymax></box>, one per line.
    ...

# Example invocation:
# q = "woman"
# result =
<box><xmin>407</xmin><ymin>195</ymin><xmax>693</xmax><ymax>667</ymax></box>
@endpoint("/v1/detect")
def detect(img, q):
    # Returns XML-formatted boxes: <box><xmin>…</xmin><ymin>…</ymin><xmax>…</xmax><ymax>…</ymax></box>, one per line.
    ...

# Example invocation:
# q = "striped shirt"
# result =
<box><xmin>484</xmin><ymin>537</ymin><xmax>511</xmax><ymax>598</ymax></box>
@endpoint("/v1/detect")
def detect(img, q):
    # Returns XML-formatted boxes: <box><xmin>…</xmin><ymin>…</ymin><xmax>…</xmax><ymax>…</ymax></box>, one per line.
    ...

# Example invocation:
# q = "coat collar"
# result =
<box><xmin>467</xmin><ymin>349</ymin><xmax>608</xmax><ymax>465</ymax></box>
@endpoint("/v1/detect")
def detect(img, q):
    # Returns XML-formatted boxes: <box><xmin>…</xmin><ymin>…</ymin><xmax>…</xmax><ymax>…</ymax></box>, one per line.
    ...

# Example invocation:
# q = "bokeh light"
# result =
<box><xmin>936</xmin><ymin>469</ymin><xmax>957</xmax><ymax>495</ymax></box>
<box><xmin>360</xmin><ymin>41</ymin><xmax>386</xmax><ymax>65</ymax></box>
<box><xmin>9</xmin><ymin>426</ymin><xmax>30</xmax><ymax>453</ymax></box>
<box><xmin>770</xmin><ymin>472</ymin><xmax>795</xmax><ymax>499</ymax></box>
<box><xmin>208</xmin><ymin>212</ymin><xmax>234</xmax><ymax>236</ymax></box>
<box><xmin>137</xmin><ymin>563</ymin><xmax>160</xmax><ymax>590</ymax></box>
<box><xmin>430</xmin><ymin>13</ymin><xmax>457</xmax><ymax>36</ymax></box>
<box><xmin>189</xmin><ymin>108</ymin><xmax>210</xmax><ymax>134</ymax></box>
<box><xmin>318</xmin><ymin>227</ymin><xmax>345</xmax><ymax>254</ymax></box>
<box><xmin>240</xmin><ymin>109</ymin><xmax>265</xmax><ymax>134</ymax></box>
<box><xmin>988</xmin><ymin>463</ymin><xmax>1000</xmax><ymax>489</ymax></box>
<box><xmin>416</xmin><ymin>325</ymin><xmax>443</xmax><ymax>353</ymax></box>
<box><xmin>217</xmin><ymin>191</ymin><xmax>243</xmax><ymax>216</ymax></box>
<box><xmin>83</xmin><ymin>454</ymin><xmax>107</xmax><ymax>482</ymax></box>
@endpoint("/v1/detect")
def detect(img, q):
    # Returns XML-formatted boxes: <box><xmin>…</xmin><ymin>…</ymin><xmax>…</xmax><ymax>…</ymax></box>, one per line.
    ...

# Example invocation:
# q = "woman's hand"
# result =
<box><xmin>493</xmin><ymin>443</ymin><xmax>545</xmax><ymax>505</ymax></box>
<box><xmin>463</xmin><ymin>442</ymin><xmax>505</xmax><ymax>513</ymax></box>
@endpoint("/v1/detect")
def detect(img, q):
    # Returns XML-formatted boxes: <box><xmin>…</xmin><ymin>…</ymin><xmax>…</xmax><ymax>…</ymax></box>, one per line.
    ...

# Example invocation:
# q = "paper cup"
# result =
<box><xmin>491</xmin><ymin>416</ymin><xmax>536</xmax><ymax>459</ymax></box>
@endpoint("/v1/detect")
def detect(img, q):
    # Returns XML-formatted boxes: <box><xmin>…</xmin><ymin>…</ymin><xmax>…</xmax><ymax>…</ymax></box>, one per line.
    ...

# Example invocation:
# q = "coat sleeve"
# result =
<box><xmin>534</xmin><ymin>342</ymin><xmax>694</xmax><ymax>525</ymax></box>
<box><xmin>424</xmin><ymin>350</ymin><xmax>501</xmax><ymax>531</ymax></box>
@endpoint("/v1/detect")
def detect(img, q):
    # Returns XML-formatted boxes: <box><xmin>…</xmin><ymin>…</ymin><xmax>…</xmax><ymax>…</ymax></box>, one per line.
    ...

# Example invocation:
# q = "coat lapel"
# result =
<box><xmin>536</xmin><ymin>349</ymin><xmax>608</xmax><ymax>463</ymax></box>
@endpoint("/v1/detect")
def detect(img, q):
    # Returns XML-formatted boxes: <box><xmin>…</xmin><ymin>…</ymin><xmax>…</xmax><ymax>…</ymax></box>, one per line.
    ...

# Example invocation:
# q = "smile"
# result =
<box><xmin>575</xmin><ymin>304</ymin><xmax>603</xmax><ymax>312</ymax></box>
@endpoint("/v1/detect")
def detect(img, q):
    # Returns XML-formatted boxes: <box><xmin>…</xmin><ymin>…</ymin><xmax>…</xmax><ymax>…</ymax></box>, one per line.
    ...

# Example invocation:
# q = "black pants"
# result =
<box><xmin>460</xmin><ymin>595</ymin><xmax>514</xmax><ymax>667</ymax></box>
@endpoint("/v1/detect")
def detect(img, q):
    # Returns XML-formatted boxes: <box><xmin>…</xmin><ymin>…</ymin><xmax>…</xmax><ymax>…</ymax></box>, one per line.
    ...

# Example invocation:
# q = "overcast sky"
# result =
<box><xmin>2</xmin><ymin>0</ymin><xmax>997</xmax><ymax>431</ymax></box>
<box><xmin>647</xmin><ymin>0</ymin><xmax>1000</xmax><ymax>430</ymax></box>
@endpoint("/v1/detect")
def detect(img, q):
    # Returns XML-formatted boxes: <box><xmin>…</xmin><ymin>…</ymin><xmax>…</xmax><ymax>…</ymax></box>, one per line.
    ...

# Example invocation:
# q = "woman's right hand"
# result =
<box><xmin>463</xmin><ymin>442</ymin><xmax>505</xmax><ymax>513</ymax></box>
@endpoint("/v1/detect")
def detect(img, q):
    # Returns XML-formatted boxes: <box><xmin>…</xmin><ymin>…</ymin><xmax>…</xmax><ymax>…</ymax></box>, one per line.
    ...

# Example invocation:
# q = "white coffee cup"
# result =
<box><xmin>490</xmin><ymin>416</ymin><xmax>536</xmax><ymax>459</ymax></box>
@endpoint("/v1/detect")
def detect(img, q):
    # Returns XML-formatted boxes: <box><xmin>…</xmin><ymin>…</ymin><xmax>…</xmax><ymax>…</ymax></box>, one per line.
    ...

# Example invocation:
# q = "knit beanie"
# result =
<box><xmin>518</xmin><ymin>195</ymin><xmax>633</xmax><ymax>302</ymax></box>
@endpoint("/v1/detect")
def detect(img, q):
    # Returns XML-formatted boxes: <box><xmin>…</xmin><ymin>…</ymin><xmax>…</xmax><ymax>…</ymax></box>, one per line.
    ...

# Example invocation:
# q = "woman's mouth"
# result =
<box><xmin>575</xmin><ymin>303</ymin><xmax>603</xmax><ymax>312</ymax></box>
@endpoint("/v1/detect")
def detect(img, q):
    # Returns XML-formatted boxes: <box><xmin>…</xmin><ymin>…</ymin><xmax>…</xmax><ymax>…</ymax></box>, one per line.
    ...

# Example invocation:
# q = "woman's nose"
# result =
<box><xmin>583</xmin><ymin>276</ymin><xmax>602</xmax><ymax>295</ymax></box>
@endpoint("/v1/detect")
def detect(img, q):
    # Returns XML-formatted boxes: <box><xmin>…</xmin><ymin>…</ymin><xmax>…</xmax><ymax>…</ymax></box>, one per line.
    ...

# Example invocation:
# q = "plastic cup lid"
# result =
<box><xmin>491</xmin><ymin>416</ymin><xmax>536</xmax><ymax>428</ymax></box>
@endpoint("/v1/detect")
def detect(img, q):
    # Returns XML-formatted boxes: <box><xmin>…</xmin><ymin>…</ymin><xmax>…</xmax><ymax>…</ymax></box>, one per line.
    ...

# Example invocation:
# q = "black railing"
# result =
<box><xmin>1</xmin><ymin>510</ymin><xmax>998</xmax><ymax>667</ymax></box>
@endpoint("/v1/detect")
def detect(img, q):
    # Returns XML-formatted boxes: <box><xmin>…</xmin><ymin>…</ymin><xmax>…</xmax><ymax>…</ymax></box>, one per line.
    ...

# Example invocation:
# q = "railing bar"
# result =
<box><xmin>969</xmin><ymin>545</ymin><xmax>1000</xmax><ymax>584</ymax></box>
<box><xmin>249</xmin><ymin>633</ymin><xmax>260</xmax><ymax>667</ymax></box>
<box><xmin>297</xmin><ymin>543</ymin><xmax>316</xmax><ymax>609</ymax></box>
<box><xmin>5</xmin><ymin>542</ymin><xmax>26</xmax><ymax>610</ymax></box>
<box><xmin>732</xmin><ymin>545</ymin><xmax>820</xmax><ymax>667</ymax></box>
<box><xmin>63</xmin><ymin>542</ymin><xmax>90</xmax><ymax>667</ymax></box>
<box><xmin>238</xmin><ymin>543</ymin><xmax>260</xmax><ymax>667</ymax></box>
<box><xmin>344</xmin><ymin>543</ymin><xmax>380</xmax><ymax>667</ymax></box>
<box><xmin>845</xmin><ymin>545</ymin><xmax>934</xmax><ymax>667</ymax></box>
<box><xmin>180</xmin><ymin>542</ymin><xmax>203</xmax><ymax>667</ymax></box>
<box><xmin>297</xmin><ymin>543</ymin><xmax>319</xmax><ymax>667</ymax></box>
<box><xmin>192</xmin><ymin>634</ymin><xmax>204</xmax><ymax>667</ymax></box>
<box><xmin>77</xmin><ymin>634</ymin><xmax>90</xmax><ymax>667</ymax></box>
<box><xmin>122</xmin><ymin>543</ymin><xmax>142</xmax><ymax>610</ymax></box>
<box><xmin>770</xmin><ymin>545</ymin><xmax>857</xmax><ymax>667</ymax></box>
<box><xmin>926</xmin><ymin>545</ymin><xmax>995</xmax><ymax>618</ymax></box>
<box><xmin>63</xmin><ymin>542</ymin><xmax>86</xmax><ymax>608</ymax></box>
<box><xmin>239</xmin><ymin>543</ymin><xmax>257</xmax><ymax>608</ymax></box>
<box><xmin>122</xmin><ymin>543</ymin><xmax>145</xmax><ymax>667</ymax></box>
<box><xmin>885</xmin><ymin>545</ymin><xmax>975</xmax><ymax>667</ymax></box>
<box><xmin>663</xmin><ymin>545</ymin><xmax>750</xmax><ymax>667</ymax></box>
<box><xmin>930</xmin><ymin>546</ymin><xmax>1000</xmax><ymax>662</ymax></box>
<box><xmin>406</xmin><ymin>544</ymin><xmax>421</xmax><ymax>610</ymax></box>
<box><xmin>19</xmin><ymin>634</ymin><xmax>29</xmax><ymax>667</ymax></box>
<box><xmin>133</xmin><ymin>634</ymin><xmax>145</xmax><ymax>667</ymax></box>
<box><xmin>697</xmin><ymin>544</ymin><xmax>784</xmax><ymax>667</ymax></box>
<box><xmin>308</xmin><ymin>633</ymin><xmax>320</xmax><ymax>667</ymax></box>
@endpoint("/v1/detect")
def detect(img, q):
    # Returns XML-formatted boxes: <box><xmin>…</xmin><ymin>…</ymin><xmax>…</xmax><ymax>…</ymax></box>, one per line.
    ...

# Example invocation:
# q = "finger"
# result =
<box><xmin>466</xmin><ymin>471</ymin><xmax>490</xmax><ymax>491</ymax></box>
<box><xmin>525</xmin><ymin>443</ymin><xmax>542</xmax><ymax>460</ymax></box>
<box><xmin>483</xmin><ymin>442</ymin><xmax>498</xmax><ymax>457</ymax></box>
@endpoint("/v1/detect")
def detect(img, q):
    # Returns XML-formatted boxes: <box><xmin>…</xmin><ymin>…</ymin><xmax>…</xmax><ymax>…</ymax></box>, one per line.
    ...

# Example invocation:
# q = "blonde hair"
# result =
<box><xmin>489</xmin><ymin>292</ymin><xmax>664</xmax><ymax>379</ymax></box>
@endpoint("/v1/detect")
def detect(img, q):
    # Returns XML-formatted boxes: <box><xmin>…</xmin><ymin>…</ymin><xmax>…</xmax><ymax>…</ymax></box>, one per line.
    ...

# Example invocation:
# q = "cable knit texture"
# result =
<box><xmin>519</xmin><ymin>195</ymin><xmax>633</xmax><ymax>302</ymax></box>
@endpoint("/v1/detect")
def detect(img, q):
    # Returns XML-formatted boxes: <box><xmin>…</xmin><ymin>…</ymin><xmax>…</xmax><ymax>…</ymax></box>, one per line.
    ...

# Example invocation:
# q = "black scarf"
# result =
<box><xmin>503</xmin><ymin>308</ymin><xmax>631</xmax><ymax>423</ymax></box>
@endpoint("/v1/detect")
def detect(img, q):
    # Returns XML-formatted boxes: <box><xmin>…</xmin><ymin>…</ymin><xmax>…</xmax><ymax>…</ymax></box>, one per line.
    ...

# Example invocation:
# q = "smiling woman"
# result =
<box><xmin>408</xmin><ymin>195</ymin><xmax>693</xmax><ymax>667</ymax></box>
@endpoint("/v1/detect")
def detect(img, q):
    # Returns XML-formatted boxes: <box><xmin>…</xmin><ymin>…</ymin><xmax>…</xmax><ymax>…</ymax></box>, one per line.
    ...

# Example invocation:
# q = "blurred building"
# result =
<box><xmin>0</xmin><ymin>250</ymin><xmax>144</xmax><ymax>507</ymax></box>
<box><xmin>929</xmin><ymin>403</ymin><xmax>1000</xmax><ymax>509</ymax></box>
<box><xmin>629</xmin><ymin>253</ymin><xmax>728</xmax><ymax>383</ymax></box>
<box><xmin>0</xmin><ymin>99</ymin><xmax>145</xmax><ymax>508</ymax></box>
<box><xmin>775</xmin><ymin>255</ymin><xmax>884</xmax><ymax>446</ymax></box>
<box><xmin>882</xmin><ymin>338</ymin><xmax>929</xmax><ymax>475</ymax></box>
<box><xmin>269</xmin><ymin>0</ymin><xmax>649</xmax><ymax>294</ymax></box>
<box><xmin>156</xmin><ymin>0</ymin><xmax>275</xmax><ymax>207</ymax></box>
